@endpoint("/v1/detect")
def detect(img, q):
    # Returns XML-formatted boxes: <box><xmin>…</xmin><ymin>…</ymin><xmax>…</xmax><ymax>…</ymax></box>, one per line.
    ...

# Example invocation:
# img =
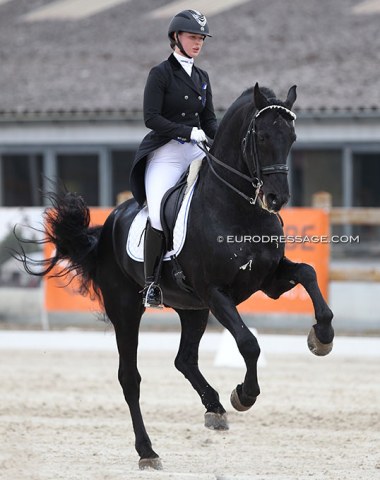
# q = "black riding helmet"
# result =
<box><xmin>168</xmin><ymin>10</ymin><xmax>212</xmax><ymax>58</ymax></box>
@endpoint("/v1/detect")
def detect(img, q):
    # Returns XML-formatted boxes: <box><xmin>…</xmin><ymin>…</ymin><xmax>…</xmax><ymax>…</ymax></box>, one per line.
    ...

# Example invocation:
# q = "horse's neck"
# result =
<box><xmin>212</xmin><ymin>104</ymin><xmax>252</xmax><ymax>170</ymax></box>
<box><xmin>194</xmin><ymin>160</ymin><xmax>262</xmax><ymax>230</ymax></box>
<box><xmin>200</xmin><ymin>129</ymin><xmax>250</xmax><ymax>196</ymax></box>
<box><xmin>196</xmin><ymin>146</ymin><xmax>256</xmax><ymax>213</ymax></box>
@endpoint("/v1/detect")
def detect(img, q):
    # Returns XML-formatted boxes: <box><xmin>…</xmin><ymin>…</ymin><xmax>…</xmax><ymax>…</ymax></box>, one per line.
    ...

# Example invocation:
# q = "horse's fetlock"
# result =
<box><xmin>232</xmin><ymin>383</ymin><xmax>259</xmax><ymax>410</ymax></box>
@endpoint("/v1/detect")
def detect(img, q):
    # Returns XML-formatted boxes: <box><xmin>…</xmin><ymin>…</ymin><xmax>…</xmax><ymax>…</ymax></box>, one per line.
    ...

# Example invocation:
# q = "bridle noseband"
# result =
<box><xmin>199</xmin><ymin>104</ymin><xmax>296</xmax><ymax>205</ymax></box>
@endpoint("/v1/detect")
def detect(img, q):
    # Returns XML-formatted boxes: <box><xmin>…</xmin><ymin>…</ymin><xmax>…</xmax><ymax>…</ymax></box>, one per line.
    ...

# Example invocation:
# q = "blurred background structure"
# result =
<box><xmin>0</xmin><ymin>0</ymin><xmax>379</xmax><ymax>331</ymax></box>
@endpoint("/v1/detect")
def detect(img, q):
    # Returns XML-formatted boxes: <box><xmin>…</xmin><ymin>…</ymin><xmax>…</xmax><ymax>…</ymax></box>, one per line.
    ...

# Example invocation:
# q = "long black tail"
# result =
<box><xmin>15</xmin><ymin>189</ymin><xmax>103</xmax><ymax>302</ymax></box>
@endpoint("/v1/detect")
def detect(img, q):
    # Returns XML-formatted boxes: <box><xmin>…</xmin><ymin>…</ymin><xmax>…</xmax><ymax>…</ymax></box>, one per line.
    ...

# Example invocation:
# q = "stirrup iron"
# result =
<box><xmin>143</xmin><ymin>282</ymin><xmax>164</xmax><ymax>309</ymax></box>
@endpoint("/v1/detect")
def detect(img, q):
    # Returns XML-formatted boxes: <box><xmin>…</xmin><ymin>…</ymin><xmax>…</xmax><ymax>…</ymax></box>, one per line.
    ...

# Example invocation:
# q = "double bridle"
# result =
<box><xmin>198</xmin><ymin>105</ymin><xmax>296</xmax><ymax>205</ymax></box>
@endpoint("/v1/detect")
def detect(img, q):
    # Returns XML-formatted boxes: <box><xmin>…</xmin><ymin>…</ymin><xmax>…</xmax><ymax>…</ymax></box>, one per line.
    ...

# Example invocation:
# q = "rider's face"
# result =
<box><xmin>175</xmin><ymin>32</ymin><xmax>205</xmax><ymax>58</ymax></box>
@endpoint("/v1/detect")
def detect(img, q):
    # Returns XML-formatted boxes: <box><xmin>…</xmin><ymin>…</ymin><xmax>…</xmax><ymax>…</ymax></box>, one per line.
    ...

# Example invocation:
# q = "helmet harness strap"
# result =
<box><xmin>174</xmin><ymin>32</ymin><xmax>192</xmax><ymax>59</ymax></box>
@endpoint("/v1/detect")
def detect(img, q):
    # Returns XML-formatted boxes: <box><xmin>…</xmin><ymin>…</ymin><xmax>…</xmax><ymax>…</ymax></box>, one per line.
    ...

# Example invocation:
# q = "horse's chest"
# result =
<box><xmin>228</xmin><ymin>242</ymin><xmax>281</xmax><ymax>276</ymax></box>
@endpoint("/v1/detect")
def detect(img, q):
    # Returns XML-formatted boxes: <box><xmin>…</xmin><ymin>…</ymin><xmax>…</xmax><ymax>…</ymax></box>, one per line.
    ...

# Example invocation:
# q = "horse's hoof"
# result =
<box><xmin>204</xmin><ymin>412</ymin><xmax>229</xmax><ymax>430</ymax></box>
<box><xmin>139</xmin><ymin>457</ymin><xmax>163</xmax><ymax>470</ymax></box>
<box><xmin>307</xmin><ymin>327</ymin><xmax>333</xmax><ymax>356</ymax></box>
<box><xmin>230</xmin><ymin>388</ymin><xmax>255</xmax><ymax>412</ymax></box>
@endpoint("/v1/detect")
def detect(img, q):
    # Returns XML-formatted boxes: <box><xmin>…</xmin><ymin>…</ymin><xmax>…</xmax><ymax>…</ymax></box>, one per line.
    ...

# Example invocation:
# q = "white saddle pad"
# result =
<box><xmin>127</xmin><ymin>159</ymin><xmax>202</xmax><ymax>262</ymax></box>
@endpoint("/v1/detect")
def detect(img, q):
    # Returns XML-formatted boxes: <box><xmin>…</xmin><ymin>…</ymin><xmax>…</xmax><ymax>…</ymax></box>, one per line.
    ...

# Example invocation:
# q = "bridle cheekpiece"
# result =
<box><xmin>242</xmin><ymin>104</ymin><xmax>296</xmax><ymax>182</ymax></box>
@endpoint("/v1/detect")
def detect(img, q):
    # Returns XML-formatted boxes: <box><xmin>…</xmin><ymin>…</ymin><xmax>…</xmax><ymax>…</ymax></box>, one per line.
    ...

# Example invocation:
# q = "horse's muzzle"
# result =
<box><xmin>263</xmin><ymin>193</ymin><xmax>289</xmax><ymax>213</ymax></box>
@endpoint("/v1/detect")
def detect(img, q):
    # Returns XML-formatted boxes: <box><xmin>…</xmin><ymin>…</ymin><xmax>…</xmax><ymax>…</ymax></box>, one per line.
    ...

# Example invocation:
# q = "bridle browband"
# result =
<box><xmin>198</xmin><ymin>104</ymin><xmax>296</xmax><ymax>205</ymax></box>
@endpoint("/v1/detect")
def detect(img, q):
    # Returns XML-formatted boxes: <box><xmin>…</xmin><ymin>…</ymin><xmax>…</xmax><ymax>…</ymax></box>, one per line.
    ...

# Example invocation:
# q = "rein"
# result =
<box><xmin>198</xmin><ymin>143</ymin><xmax>263</xmax><ymax>205</ymax></box>
<box><xmin>199</xmin><ymin>104</ymin><xmax>296</xmax><ymax>205</ymax></box>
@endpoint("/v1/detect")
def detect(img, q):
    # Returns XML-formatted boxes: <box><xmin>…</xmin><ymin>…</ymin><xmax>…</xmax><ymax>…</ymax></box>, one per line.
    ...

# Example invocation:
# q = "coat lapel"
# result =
<box><xmin>168</xmin><ymin>54</ymin><xmax>202</xmax><ymax>95</ymax></box>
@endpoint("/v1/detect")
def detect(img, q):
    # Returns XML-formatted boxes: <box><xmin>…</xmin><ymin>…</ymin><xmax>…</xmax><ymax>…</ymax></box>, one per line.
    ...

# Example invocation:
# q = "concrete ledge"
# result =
<box><xmin>1</xmin><ymin>285</ymin><xmax>379</xmax><ymax>335</ymax></box>
<box><xmin>0</xmin><ymin>331</ymin><xmax>379</xmax><ymax>358</ymax></box>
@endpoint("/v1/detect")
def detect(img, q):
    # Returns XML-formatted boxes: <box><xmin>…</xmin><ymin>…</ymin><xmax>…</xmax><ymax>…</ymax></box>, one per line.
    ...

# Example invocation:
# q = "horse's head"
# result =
<box><xmin>245</xmin><ymin>83</ymin><xmax>297</xmax><ymax>213</ymax></box>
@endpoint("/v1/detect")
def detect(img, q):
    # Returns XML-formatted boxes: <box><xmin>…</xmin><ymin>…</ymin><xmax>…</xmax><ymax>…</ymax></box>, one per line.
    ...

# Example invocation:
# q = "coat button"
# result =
<box><xmin>184</xmin><ymin>95</ymin><xmax>189</xmax><ymax>100</ymax></box>
<box><xmin>181</xmin><ymin>112</ymin><xmax>186</xmax><ymax>117</ymax></box>
<box><xmin>198</xmin><ymin>96</ymin><xmax>202</xmax><ymax>100</ymax></box>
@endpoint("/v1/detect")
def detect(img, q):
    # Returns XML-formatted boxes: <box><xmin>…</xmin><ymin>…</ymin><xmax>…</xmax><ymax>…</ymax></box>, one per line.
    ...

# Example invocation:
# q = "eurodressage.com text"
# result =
<box><xmin>216</xmin><ymin>235</ymin><xmax>360</xmax><ymax>244</ymax></box>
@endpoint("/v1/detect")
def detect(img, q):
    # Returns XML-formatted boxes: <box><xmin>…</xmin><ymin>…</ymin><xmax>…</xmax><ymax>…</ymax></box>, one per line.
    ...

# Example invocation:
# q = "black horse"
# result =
<box><xmin>18</xmin><ymin>84</ymin><xmax>334</xmax><ymax>470</ymax></box>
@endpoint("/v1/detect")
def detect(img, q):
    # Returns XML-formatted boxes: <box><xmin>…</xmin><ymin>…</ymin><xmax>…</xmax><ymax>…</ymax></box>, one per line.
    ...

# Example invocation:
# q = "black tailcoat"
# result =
<box><xmin>130</xmin><ymin>54</ymin><xmax>218</xmax><ymax>206</ymax></box>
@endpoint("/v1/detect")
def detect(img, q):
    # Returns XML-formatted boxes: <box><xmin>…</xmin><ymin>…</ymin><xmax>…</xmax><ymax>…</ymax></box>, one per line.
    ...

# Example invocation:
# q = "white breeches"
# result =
<box><xmin>145</xmin><ymin>140</ymin><xmax>204</xmax><ymax>230</ymax></box>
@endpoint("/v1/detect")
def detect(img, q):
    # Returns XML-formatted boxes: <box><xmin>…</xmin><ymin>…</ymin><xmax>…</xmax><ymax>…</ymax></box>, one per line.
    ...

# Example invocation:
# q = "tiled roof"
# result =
<box><xmin>0</xmin><ymin>0</ymin><xmax>379</xmax><ymax>116</ymax></box>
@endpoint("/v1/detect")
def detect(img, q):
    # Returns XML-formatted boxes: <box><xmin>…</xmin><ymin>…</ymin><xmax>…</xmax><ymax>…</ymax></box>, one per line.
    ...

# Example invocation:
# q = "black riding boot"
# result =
<box><xmin>142</xmin><ymin>220</ymin><xmax>166</xmax><ymax>308</ymax></box>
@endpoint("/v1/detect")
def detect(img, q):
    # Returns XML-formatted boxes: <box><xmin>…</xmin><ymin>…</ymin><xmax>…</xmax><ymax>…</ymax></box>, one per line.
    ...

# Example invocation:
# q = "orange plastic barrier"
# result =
<box><xmin>238</xmin><ymin>208</ymin><xmax>329</xmax><ymax>313</ymax></box>
<box><xmin>45</xmin><ymin>208</ymin><xmax>329</xmax><ymax>314</ymax></box>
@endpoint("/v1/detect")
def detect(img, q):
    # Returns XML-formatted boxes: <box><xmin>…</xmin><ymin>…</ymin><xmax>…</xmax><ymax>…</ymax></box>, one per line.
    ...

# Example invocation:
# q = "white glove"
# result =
<box><xmin>190</xmin><ymin>127</ymin><xmax>207</xmax><ymax>144</ymax></box>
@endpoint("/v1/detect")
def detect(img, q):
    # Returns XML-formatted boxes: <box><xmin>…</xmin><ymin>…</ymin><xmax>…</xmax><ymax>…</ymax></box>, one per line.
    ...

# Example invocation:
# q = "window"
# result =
<box><xmin>291</xmin><ymin>150</ymin><xmax>343</xmax><ymax>207</ymax></box>
<box><xmin>352</xmin><ymin>153</ymin><xmax>380</xmax><ymax>207</ymax></box>
<box><xmin>56</xmin><ymin>153</ymin><xmax>99</xmax><ymax>206</ymax></box>
<box><xmin>352</xmin><ymin>152</ymin><xmax>380</xmax><ymax>252</ymax></box>
<box><xmin>111</xmin><ymin>150</ymin><xmax>135</xmax><ymax>204</ymax></box>
<box><xmin>1</xmin><ymin>154</ymin><xmax>43</xmax><ymax>206</ymax></box>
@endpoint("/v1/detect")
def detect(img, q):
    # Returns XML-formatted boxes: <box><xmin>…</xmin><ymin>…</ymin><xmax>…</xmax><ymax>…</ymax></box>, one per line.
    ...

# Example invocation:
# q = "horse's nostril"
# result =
<box><xmin>265</xmin><ymin>194</ymin><xmax>283</xmax><ymax>212</ymax></box>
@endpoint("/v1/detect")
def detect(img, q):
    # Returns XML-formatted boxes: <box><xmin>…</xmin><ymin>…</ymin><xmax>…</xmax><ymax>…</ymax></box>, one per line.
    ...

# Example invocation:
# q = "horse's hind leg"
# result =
<box><xmin>101</xmin><ymin>277</ymin><xmax>162</xmax><ymax>470</ymax></box>
<box><xmin>263</xmin><ymin>256</ymin><xmax>334</xmax><ymax>356</ymax></box>
<box><xmin>174</xmin><ymin>308</ymin><xmax>228</xmax><ymax>430</ymax></box>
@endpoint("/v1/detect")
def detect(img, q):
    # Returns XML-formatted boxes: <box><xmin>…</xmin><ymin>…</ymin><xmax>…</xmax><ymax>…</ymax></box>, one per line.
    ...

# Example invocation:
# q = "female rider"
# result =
<box><xmin>130</xmin><ymin>9</ymin><xmax>218</xmax><ymax>307</ymax></box>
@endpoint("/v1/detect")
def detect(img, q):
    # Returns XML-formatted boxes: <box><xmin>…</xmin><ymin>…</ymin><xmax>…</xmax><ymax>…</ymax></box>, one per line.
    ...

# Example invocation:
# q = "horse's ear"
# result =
<box><xmin>253</xmin><ymin>82</ymin><xmax>268</xmax><ymax>110</ymax></box>
<box><xmin>285</xmin><ymin>85</ymin><xmax>297</xmax><ymax>109</ymax></box>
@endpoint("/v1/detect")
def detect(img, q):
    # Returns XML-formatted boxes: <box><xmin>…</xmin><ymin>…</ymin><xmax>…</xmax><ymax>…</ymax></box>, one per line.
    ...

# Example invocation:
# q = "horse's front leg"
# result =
<box><xmin>174</xmin><ymin>308</ymin><xmax>228</xmax><ymax>430</ymax></box>
<box><xmin>208</xmin><ymin>287</ymin><xmax>261</xmax><ymax>411</ymax></box>
<box><xmin>263</xmin><ymin>256</ymin><xmax>334</xmax><ymax>356</ymax></box>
